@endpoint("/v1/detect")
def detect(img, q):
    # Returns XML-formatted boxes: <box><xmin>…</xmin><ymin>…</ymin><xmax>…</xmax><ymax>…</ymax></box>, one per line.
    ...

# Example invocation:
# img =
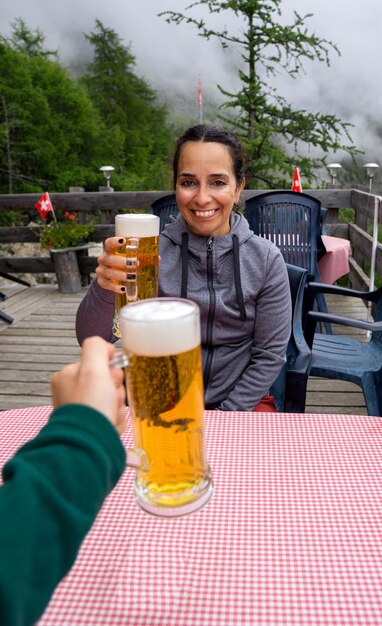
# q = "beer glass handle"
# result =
<box><xmin>125</xmin><ymin>237</ymin><xmax>139</xmax><ymax>302</ymax></box>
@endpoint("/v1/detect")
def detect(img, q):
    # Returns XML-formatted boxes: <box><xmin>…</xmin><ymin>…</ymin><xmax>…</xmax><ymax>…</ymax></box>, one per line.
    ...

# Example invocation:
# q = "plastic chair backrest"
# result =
<box><xmin>245</xmin><ymin>191</ymin><xmax>322</xmax><ymax>280</ymax></box>
<box><xmin>151</xmin><ymin>194</ymin><xmax>179</xmax><ymax>232</ymax></box>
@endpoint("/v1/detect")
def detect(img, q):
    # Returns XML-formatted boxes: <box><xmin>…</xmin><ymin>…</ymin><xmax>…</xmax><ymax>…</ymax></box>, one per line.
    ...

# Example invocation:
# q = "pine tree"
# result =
<box><xmin>82</xmin><ymin>20</ymin><xmax>173</xmax><ymax>190</ymax></box>
<box><xmin>0</xmin><ymin>21</ymin><xmax>120</xmax><ymax>194</ymax></box>
<box><xmin>160</xmin><ymin>0</ymin><xmax>359</xmax><ymax>187</ymax></box>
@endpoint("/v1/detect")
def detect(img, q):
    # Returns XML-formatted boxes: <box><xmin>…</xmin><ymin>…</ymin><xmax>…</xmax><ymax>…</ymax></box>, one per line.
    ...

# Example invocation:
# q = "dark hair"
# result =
<box><xmin>173</xmin><ymin>124</ymin><xmax>245</xmax><ymax>188</ymax></box>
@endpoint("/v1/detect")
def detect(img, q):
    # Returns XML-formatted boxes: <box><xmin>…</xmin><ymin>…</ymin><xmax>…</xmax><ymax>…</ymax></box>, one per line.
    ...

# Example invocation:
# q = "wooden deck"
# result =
<box><xmin>0</xmin><ymin>283</ymin><xmax>83</xmax><ymax>410</ymax></box>
<box><xmin>0</xmin><ymin>281</ymin><xmax>369</xmax><ymax>413</ymax></box>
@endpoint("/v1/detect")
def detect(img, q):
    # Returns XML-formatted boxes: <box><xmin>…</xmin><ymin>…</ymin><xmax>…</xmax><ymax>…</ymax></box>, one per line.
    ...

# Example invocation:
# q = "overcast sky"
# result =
<box><xmin>1</xmin><ymin>0</ymin><xmax>382</xmax><ymax>160</ymax></box>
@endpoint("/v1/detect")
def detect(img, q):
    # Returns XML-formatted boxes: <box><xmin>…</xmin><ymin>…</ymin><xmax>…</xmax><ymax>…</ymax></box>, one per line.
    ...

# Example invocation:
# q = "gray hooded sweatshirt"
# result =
<box><xmin>76</xmin><ymin>212</ymin><xmax>291</xmax><ymax>411</ymax></box>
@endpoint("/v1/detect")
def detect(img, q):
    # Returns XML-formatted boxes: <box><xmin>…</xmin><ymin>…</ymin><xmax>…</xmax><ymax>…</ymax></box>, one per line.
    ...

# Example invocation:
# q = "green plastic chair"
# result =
<box><xmin>305</xmin><ymin>282</ymin><xmax>382</xmax><ymax>416</ymax></box>
<box><xmin>245</xmin><ymin>190</ymin><xmax>332</xmax><ymax>333</ymax></box>
<box><xmin>151</xmin><ymin>194</ymin><xmax>179</xmax><ymax>232</ymax></box>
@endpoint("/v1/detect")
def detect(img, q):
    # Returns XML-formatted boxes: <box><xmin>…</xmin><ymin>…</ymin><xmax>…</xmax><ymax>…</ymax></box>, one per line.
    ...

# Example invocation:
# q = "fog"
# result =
<box><xmin>1</xmin><ymin>0</ymin><xmax>382</xmax><ymax>159</ymax></box>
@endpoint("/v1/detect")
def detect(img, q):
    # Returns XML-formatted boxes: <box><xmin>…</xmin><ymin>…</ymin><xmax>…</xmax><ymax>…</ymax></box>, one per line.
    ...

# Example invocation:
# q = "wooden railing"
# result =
<box><xmin>0</xmin><ymin>188</ymin><xmax>381</xmax><ymax>291</ymax></box>
<box><xmin>348</xmin><ymin>190</ymin><xmax>382</xmax><ymax>290</ymax></box>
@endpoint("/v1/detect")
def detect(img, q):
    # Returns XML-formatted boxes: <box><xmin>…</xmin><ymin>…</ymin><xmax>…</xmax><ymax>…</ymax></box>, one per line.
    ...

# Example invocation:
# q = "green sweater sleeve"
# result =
<box><xmin>0</xmin><ymin>404</ymin><xmax>126</xmax><ymax>626</ymax></box>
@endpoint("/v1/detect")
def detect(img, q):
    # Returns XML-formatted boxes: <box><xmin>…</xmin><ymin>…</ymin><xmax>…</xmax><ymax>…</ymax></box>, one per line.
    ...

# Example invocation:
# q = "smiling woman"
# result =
<box><xmin>76</xmin><ymin>124</ymin><xmax>292</xmax><ymax>412</ymax></box>
<box><xmin>175</xmin><ymin>141</ymin><xmax>245</xmax><ymax>237</ymax></box>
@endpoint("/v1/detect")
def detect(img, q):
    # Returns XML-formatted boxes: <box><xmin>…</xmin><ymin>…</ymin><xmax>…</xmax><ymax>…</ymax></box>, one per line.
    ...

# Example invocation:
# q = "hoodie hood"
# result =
<box><xmin>160</xmin><ymin>211</ymin><xmax>253</xmax><ymax>258</ymax></box>
<box><xmin>160</xmin><ymin>212</ymin><xmax>251</xmax><ymax>321</ymax></box>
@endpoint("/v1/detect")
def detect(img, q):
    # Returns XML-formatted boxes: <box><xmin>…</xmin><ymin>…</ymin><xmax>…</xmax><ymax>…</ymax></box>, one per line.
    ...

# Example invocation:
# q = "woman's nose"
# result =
<box><xmin>194</xmin><ymin>184</ymin><xmax>211</xmax><ymax>205</ymax></box>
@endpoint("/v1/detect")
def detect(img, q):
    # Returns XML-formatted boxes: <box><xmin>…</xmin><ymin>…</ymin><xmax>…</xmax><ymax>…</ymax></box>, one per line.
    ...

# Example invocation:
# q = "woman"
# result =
<box><xmin>76</xmin><ymin>125</ymin><xmax>292</xmax><ymax>411</ymax></box>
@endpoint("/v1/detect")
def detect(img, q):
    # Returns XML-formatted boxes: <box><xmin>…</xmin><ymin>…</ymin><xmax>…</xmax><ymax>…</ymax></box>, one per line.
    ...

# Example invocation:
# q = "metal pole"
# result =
<box><xmin>366</xmin><ymin>194</ymin><xmax>381</xmax><ymax>334</ymax></box>
<box><xmin>198</xmin><ymin>77</ymin><xmax>203</xmax><ymax>124</ymax></box>
<box><xmin>369</xmin><ymin>195</ymin><xmax>380</xmax><ymax>294</ymax></box>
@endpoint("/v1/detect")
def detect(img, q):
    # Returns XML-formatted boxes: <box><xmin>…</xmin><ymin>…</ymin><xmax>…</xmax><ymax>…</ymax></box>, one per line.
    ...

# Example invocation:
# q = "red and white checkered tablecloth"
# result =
<box><xmin>1</xmin><ymin>407</ymin><xmax>382</xmax><ymax>625</ymax></box>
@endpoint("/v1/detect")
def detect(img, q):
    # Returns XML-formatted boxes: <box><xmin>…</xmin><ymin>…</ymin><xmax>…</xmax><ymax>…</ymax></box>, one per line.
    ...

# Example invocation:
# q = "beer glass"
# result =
<box><xmin>112</xmin><ymin>214</ymin><xmax>159</xmax><ymax>338</ymax></box>
<box><xmin>119</xmin><ymin>298</ymin><xmax>213</xmax><ymax>517</ymax></box>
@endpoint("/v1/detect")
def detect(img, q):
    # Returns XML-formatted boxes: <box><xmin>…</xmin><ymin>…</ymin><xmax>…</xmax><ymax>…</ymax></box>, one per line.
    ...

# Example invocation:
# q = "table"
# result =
<box><xmin>318</xmin><ymin>235</ymin><xmax>352</xmax><ymax>284</ymax></box>
<box><xmin>1</xmin><ymin>407</ymin><xmax>382</xmax><ymax>625</ymax></box>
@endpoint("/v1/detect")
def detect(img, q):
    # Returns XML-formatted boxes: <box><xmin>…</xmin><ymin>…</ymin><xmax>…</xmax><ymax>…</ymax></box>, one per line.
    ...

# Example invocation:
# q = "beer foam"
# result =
<box><xmin>120</xmin><ymin>299</ymin><xmax>200</xmax><ymax>356</ymax></box>
<box><xmin>115</xmin><ymin>214</ymin><xmax>159</xmax><ymax>238</ymax></box>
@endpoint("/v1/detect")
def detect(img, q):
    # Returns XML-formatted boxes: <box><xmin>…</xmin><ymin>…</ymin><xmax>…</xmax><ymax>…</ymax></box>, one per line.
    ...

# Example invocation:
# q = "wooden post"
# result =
<box><xmin>50</xmin><ymin>248</ymin><xmax>82</xmax><ymax>293</ymax></box>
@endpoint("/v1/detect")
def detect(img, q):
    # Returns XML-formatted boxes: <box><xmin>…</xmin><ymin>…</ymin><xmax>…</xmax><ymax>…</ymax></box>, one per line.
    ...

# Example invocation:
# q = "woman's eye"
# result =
<box><xmin>211</xmin><ymin>179</ymin><xmax>226</xmax><ymax>187</ymax></box>
<box><xmin>180</xmin><ymin>180</ymin><xmax>195</xmax><ymax>187</ymax></box>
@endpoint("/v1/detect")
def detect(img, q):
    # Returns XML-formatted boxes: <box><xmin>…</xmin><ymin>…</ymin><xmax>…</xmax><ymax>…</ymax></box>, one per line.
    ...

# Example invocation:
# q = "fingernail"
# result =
<box><xmin>118</xmin><ymin>238</ymin><xmax>125</xmax><ymax>244</ymax></box>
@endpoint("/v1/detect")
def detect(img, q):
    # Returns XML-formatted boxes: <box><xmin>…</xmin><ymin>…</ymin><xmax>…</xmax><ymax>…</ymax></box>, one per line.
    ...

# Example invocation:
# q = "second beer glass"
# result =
<box><xmin>119</xmin><ymin>298</ymin><xmax>213</xmax><ymax>517</ymax></box>
<box><xmin>113</xmin><ymin>214</ymin><xmax>159</xmax><ymax>338</ymax></box>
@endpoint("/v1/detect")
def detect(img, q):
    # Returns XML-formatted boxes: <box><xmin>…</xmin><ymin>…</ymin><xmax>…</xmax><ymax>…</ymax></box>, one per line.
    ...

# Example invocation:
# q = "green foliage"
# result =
<box><xmin>337</xmin><ymin>154</ymin><xmax>382</xmax><ymax>196</ymax></box>
<box><xmin>39</xmin><ymin>213</ymin><xmax>95</xmax><ymax>250</ymax></box>
<box><xmin>81</xmin><ymin>20</ymin><xmax>174</xmax><ymax>190</ymax></box>
<box><xmin>0</xmin><ymin>210</ymin><xmax>29</xmax><ymax>227</ymax></box>
<box><xmin>7</xmin><ymin>18</ymin><xmax>57</xmax><ymax>58</ymax></box>
<box><xmin>160</xmin><ymin>0</ymin><xmax>359</xmax><ymax>188</ymax></box>
<box><xmin>363</xmin><ymin>261</ymin><xmax>382</xmax><ymax>289</ymax></box>
<box><xmin>0</xmin><ymin>19</ymin><xmax>174</xmax><ymax>194</ymax></box>
<box><xmin>338</xmin><ymin>207</ymin><xmax>355</xmax><ymax>224</ymax></box>
<box><xmin>0</xmin><ymin>22</ymin><xmax>121</xmax><ymax>194</ymax></box>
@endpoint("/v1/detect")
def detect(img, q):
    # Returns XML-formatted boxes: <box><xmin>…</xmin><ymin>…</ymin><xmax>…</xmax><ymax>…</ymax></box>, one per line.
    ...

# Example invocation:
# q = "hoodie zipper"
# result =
<box><xmin>203</xmin><ymin>237</ymin><xmax>215</xmax><ymax>391</ymax></box>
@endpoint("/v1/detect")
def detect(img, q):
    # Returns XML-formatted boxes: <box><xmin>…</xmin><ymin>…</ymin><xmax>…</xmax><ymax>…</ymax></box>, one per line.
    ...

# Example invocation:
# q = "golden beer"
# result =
<box><xmin>120</xmin><ymin>298</ymin><xmax>213</xmax><ymax>517</ymax></box>
<box><xmin>113</xmin><ymin>214</ymin><xmax>159</xmax><ymax>338</ymax></box>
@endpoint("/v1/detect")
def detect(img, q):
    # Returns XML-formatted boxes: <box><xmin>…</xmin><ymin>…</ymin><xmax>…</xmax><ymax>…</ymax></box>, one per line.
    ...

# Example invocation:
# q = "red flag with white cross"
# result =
<box><xmin>291</xmin><ymin>168</ymin><xmax>302</xmax><ymax>192</ymax></box>
<box><xmin>35</xmin><ymin>192</ymin><xmax>54</xmax><ymax>221</ymax></box>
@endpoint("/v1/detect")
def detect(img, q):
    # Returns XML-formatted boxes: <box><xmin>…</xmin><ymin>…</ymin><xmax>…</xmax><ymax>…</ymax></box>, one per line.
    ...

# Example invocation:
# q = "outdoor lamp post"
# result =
<box><xmin>363</xmin><ymin>162</ymin><xmax>379</xmax><ymax>193</ymax></box>
<box><xmin>327</xmin><ymin>163</ymin><xmax>342</xmax><ymax>186</ymax></box>
<box><xmin>99</xmin><ymin>165</ymin><xmax>115</xmax><ymax>191</ymax></box>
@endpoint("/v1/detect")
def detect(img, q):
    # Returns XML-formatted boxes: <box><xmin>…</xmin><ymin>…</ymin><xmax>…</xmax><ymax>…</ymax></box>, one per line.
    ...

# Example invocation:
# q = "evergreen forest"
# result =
<box><xmin>0</xmin><ymin>19</ymin><xmax>178</xmax><ymax>196</ymax></box>
<box><xmin>0</xmin><ymin>5</ymin><xmax>370</xmax><ymax>198</ymax></box>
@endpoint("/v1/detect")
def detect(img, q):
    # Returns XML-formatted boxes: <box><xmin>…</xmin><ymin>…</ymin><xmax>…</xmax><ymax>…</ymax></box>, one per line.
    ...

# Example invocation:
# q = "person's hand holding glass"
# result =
<box><xmin>111</xmin><ymin>214</ymin><xmax>159</xmax><ymax>337</ymax></box>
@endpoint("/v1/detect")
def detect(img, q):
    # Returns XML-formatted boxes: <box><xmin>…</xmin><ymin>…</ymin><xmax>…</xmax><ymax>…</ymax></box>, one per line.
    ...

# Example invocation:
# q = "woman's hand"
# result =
<box><xmin>51</xmin><ymin>336</ymin><xmax>126</xmax><ymax>435</ymax></box>
<box><xmin>95</xmin><ymin>237</ymin><xmax>128</xmax><ymax>294</ymax></box>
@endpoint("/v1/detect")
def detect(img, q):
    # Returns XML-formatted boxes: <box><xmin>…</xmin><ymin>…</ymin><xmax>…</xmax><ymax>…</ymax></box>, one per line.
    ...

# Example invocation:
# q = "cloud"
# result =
<box><xmin>2</xmin><ymin>0</ymin><xmax>382</xmax><ymax>156</ymax></box>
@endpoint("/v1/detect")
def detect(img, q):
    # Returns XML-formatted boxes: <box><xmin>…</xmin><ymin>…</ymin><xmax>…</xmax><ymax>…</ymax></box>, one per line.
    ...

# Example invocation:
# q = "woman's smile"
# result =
<box><xmin>193</xmin><ymin>209</ymin><xmax>218</xmax><ymax>218</ymax></box>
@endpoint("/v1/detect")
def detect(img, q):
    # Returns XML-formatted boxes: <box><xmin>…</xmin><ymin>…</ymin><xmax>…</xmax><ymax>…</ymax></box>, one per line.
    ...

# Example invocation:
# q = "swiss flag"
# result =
<box><xmin>35</xmin><ymin>192</ymin><xmax>54</xmax><ymax>221</ymax></box>
<box><xmin>291</xmin><ymin>167</ymin><xmax>302</xmax><ymax>193</ymax></box>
